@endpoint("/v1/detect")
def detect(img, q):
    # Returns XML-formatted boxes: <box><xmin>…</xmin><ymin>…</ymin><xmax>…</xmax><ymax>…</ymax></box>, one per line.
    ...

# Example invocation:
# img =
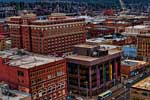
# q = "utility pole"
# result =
<box><xmin>57</xmin><ymin>0</ymin><xmax>60</xmax><ymax>13</ymax></box>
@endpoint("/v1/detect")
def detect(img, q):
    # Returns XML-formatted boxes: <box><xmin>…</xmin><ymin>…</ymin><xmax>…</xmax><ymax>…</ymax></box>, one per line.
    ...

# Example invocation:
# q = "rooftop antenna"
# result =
<box><xmin>119</xmin><ymin>0</ymin><xmax>126</xmax><ymax>12</ymax></box>
<box><xmin>57</xmin><ymin>0</ymin><xmax>60</xmax><ymax>13</ymax></box>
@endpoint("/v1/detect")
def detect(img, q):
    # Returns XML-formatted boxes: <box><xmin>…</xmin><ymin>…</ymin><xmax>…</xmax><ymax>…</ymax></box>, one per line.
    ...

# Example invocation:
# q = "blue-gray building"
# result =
<box><xmin>122</xmin><ymin>45</ymin><xmax>137</xmax><ymax>59</ymax></box>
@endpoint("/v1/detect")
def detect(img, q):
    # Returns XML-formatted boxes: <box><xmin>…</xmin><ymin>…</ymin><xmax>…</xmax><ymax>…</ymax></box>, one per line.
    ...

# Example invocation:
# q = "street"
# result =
<box><xmin>70</xmin><ymin>66</ymin><xmax>150</xmax><ymax>100</ymax></box>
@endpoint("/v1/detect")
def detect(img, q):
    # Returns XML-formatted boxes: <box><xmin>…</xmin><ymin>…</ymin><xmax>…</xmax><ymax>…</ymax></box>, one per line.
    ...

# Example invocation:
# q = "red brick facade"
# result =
<box><xmin>0</xmin><ymin>55</ymin><xmax>67</xmax><ymax>100</ymax></box>
<box><xmin>7</xmin><ymin>14</ymin><xmax>86</xmax><ymax>55</ymax></box>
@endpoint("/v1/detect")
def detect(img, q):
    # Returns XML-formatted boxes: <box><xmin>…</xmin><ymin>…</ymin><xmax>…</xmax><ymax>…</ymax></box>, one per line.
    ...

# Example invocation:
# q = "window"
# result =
<box><xmin>47</xmin><ymin>86</ymin><xmax>52</xmax><ymax>93</ymax></box>
<box><xmin>17</xmin><ymin>71</ymin><xmax>24</xmax><ymax>76</ymax></box>
<box><xmin>142</xmin><ymin>92</ymin><xmax>148</xmax><ymax>96</ymax></box>
<box><xmin>49</xmin><ymin>95</ymin><xmax>52</xmax><ymax>100</ymax></box>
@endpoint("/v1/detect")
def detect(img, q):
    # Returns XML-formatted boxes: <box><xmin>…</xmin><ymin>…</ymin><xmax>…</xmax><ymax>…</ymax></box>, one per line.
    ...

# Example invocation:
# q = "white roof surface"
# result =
<box><xmin>0</xmin><ymin>89</ymin><xmax>31</xmax><ymax>100</ymax></box>
<box><xmin>0</xmin><ymin>49</ymin><xmax>63</xmax><ymax>69</ymax></box>
<box><xmin>127</xmin><ymin>25</ymin><xmax>147</xmax><ymax>29</ymax></box>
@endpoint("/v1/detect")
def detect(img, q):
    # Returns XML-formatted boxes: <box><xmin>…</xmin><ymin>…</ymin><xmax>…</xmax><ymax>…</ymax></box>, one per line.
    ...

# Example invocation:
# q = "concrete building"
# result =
<box><xmin>130</xmin><ymin>77</ymin><xmax>150</xmax><ymax>100</ymax></box>
<box><xmin>0</xmin><ymin>49</ymin><xmax>67</xmax><ymax>100</ymax></box>
<box><xmin>66</xmin><ymin>43</ymin><xmax>122</xmax><ymax>97</ymax></box>
<box><xmin>137</xmin><ymin>33</ymin><xmax>150</xmax><ymax>61</ymax></box>
<box><xmin>7</xmin><ymin>13</ymin><xmax>86</xmax><ymax>55</ymax></box>
<box><xmin>121</xmin><ymin>59</ymin><xmax>149</xmax><ymax>78</ymax></box>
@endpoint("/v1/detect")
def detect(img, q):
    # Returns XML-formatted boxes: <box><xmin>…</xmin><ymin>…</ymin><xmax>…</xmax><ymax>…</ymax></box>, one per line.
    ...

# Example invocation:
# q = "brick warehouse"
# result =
<box><xmin>0</xmin><ymin>49</ymin><xmax>67</xmax><ymax>100</ymax></box>
<box><xmin>7</xmin><ymin>13</ymin><xmax>86</xmax><ymax>55</ymax></box>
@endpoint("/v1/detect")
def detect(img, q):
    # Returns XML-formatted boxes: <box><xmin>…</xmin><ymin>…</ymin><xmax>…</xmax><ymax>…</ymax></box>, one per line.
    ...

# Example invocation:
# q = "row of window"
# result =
<box><xmin>9</xmin><ymin>25</ymin><xmax>20</xmax><ymax>28</ymax></box>
<box><xmin>44</xmin><ymin>33</ymin><xmax>84</xmax><ymax>42</ymax></box>
<box><xmin>32</xmin><ymin>82</ymin><xmax>66</xmax><ymax>99</ymax></box>
<box><xmin>31</xmin><ymin>23</ymin><xmax>84</xmax><ymax>31</ymax></box>
<box><xmin>30</xmin><ymin>64</ymin><xmax>64</xmax><ymax>77</ymax></box>
<box><xmin>31</xmin><ymin>77</ymin><xmax>66</xmax><ymax>91</ymax></box>
<box><xmin>31</xmin><ymin>29</ymin><xmax>84</xmax><ymax>38</ymax></box>
<box><xmin>132</xmin><ymin>90</ymin><xmax>150</xmax><ymax>97</ymax></box>
<box><xmin>39</xmin><ymin>96</ymin><xmax>66</xmax><ymax>100</ymax></box>
<box><xmin>31</xmin><ymin>70</ymin><xmax>64</xmax><ymax>85</ymax></box>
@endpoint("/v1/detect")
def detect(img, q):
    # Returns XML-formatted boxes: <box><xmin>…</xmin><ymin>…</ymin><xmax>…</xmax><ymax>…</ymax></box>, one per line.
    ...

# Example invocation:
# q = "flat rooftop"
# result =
<box><xmin>127</xmin><ymin>25</ymin><xmax>148</xmax><ymax>29</ymax></box>
<box><xmin>138</xmin><ymin>33</ymin><xmax>150</xmax><ymax>37</ymax></box>
<box><xmin>0</xmin><ymin>82</ymin><xmax>31</xmax><ymax>100</ymax></box>
<box><xmin>0</xmin><ymin>49</ymin><xmax>63</xmax><ymax>69</ymax></box>
<box><xmin>0</xmin><ymin>90</ymin><xmax>31</xmax><ymax>100</ymax></box>
<box><xmin>132</xmin><ymin>77</ymin><xmax>150</xmax><ymax>91</ymax></box>
<box><xmin>121</xmin><ymin>59</ymin><xmax>147</xmax><ymax>67</ymax></box>
<box><xmin>32</xmin><ymin>16</ymin><xmax>83</xmax><ymax>23</ymax></box>
<box><xmin>67</xmin><ymin>49</ymin><xmax>121</xmax><ymax>62</ymax></box>
<box><xmin>86</xmin><ymin>38</ymin><xmax>107</xmax><ymax>43</ymax></box>
<box><xmin>86</xmin><ymin>36</ymin><xmax>126</xmax><ymax>44</ymax></box>
<box><xmin>74</xmin><ymin>44</ymin><xmax>99</xmax><ymax>49</ymax></box>
<box><xmin>67</xmin><ymin>55</ymin><xmax>99</xmax><ymax>62</ymax></box>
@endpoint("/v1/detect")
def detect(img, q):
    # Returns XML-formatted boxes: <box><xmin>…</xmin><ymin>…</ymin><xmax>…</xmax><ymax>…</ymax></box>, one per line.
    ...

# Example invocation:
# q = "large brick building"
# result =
<box><xmin>66</xmin><ymin>43</ymin><xmax>122</xmax><ymax>97</ymax></box>
<box><xmin>0</xmin><ymin>49</ymin><xmax>67</xmax><ymax>100</ymax></box>
<box><xmin>7</xmin><ymin>13</ymin><xmax>86</xmax><ymax>55</ymax></box>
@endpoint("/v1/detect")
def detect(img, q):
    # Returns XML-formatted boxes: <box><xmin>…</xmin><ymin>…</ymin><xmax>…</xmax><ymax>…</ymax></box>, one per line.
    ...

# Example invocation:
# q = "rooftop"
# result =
<box><xmin>0</xmin><ymin>82</ymin><xmax>31</xmax><ymax>100</ymax></box>
<box><xmin>74</xmin><ymin>44</ymin><xmax>99</xmax><ymax>49</ymax></box>
<box><xmin>132</xmin><ymin>77</ymin><xmax>150</xmax><ymax>91</ymax></box>
<box><xmin>0</xmin><ymin>90</ymin><xmax>31</xmax><ymax>100</ymax></box>
<box><xmin>127</xmin><ymin>25</ymin><xmax>148</xmax><ymax>29</ymax></box>
<box><xmin>121</xmin><ymin>59</ymin><xmax>147</xmax><ymax>67</ymax></box>
<box><xmin>67</xmin><ymin>54</ymin><xmax>98</xmax><ymax>62</ymax></box>
<box><xmin>86</xmin><ymin>36</ymin><xmax>126</xmax><ymax>43</ymax></box>
<box><xmin>86</xmin><ymin>38</ymin><xmax>106</xmax><ymax>44</ymax></box>
<box><xmin>138</xmin><ymin>33</ymin><xmax>150</xmax><ymax>37</ymax></box>
<box><xmin>100</xmin><ymin>44</ymin><xmax>120</xmax><ymax>50</ymax></box>
<box><xmin>0</xmin><ymin>49</ymin><xmax>63</xmax><ymax>69</ymax></box>
<box><xmin>32</xmin><ymin>16</ymin><xmax>83</xmax><ymax>23</ymax></box>
<box><xmin>67</xmin><ymin>47</ymin><xmax>121</xmax><ymax>62</ymax></box>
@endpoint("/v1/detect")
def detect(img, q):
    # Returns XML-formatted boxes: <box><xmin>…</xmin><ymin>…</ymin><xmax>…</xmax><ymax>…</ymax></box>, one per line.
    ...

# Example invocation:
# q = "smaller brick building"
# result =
<box><xmin>86</xmin><ymin>24</ymin><xmax>115</xmax><ymax>38</ymax></box>
<box><xmin>121</xmin><ymin>59</ymin><xmax>149</xmax><ymax>78</ymax></box>
<box><xmin>0</xmin><ymin>49</ymin><xmax>67</xmax><ymax>100</ymax></box>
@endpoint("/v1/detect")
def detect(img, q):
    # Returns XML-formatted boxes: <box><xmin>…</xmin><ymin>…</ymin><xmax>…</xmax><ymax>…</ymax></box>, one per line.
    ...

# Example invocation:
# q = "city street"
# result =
<box><xmin>72</xmin><ymin>66</ymin><xmax>150</xmax><ymax>100</ymax></box>
<box><xmin>106</xmin><ymin>87</ymin><xmax>130</xmax><ymax>100</ymax></box>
